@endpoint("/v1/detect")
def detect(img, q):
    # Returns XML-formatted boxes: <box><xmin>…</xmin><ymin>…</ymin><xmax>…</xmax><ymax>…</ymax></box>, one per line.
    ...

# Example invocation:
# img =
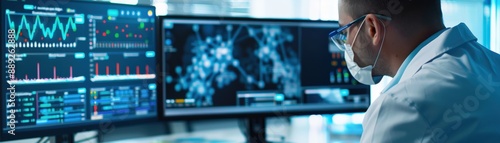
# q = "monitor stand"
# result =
<box><xmin>246</xmin><ymin>116</ymin><xmax>267</xmax><ymax>143</ymax></box>
<box><xmin>54</xmin><ymin>133</ymin><xmax>75</xmax><ymax>143</ymax></box>
<box><xmin>246</xmin><ymin>116</ymin><xmax>290</xmax><ymax>143</ymax></box>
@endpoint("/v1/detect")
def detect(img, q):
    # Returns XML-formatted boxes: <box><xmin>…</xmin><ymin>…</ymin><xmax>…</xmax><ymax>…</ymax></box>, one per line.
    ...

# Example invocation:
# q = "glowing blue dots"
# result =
<box><xmin>262</xmin><ymin>46</ymin><xmax>270</xmax><ymax>54</ymax></box>
<box><xmin>197</xmin><ymin>86</ymin><xmax>206</xmax><ymax>94</ymax></box>
<box><xmin>216</xmin><ymin>53</ymin><xmax>222</xmax><ymax>60</ymax></box>
<box><xmin>247</xmin><ymin>76</ymin><xmax>254</xmax><ymax>83</ymax></box>
<box><xmin>232</xmin><ymin>60</ymin><xmax>239</xmax><ymax>66</ymax></box>
<box><xmin>193</xmin><ymin>25</ymin><xmax>199</xmax><ymax>32</ymax></box>
<box><xmin>256</xmin><ymin>51</ymin><xmax>264</xmax><ymax>59</ymax></box>
<box><xmin>220</xmin><ymin>63</ymin><xmax>227</xmax><ymax>70</ymax></box>
<box><xmin>216</xmin><ymin>35</ymin><xmax>222</xmax><ymax>42</ymax></box>
<box><xmin>269</xmin><ymin>28</ymin><xmax>278</xmax><ymax>37</ymax></box>
<box><xmin>206</xmin><ymin>37</ymin><xmax>212</xmax><ymax>43</ymax></box>
<box><xmin>199</xmin><ymin>45</ymin><xmax>207</xmax><ymax>50</ymax></box>
<box><xmin>175</xmin><ymin>84</ymin><xmax>181</xmax><ymax>91</ymax></box>
<box><xmin>271</xmin><ymin>41</ymin><xmax>277</xmax><ymax>47</ymax></box>
<box><xmin>262</xmin><ymin>27</ymin><xmax>269</xmax><ymax>35</ymax></box>
<box><xmin>204</xmin><ymin>60</ymin><xmax>211</xmax><ymax>68</ymax></box>
<box><xmin>179</xmin><ymin>78</ymin><xmax>186</xmax><ymax>86</ymax></box>
<box><xmin>286</xmin><ymin>35</ymin><xmax>293</xmax><ymax>41</ymax></box>
<box><xmin>216</xmin><ymin>47</ymin><xmax>229</xmax><ymax>60</ymax></box>
<box><xmin>175</xmin><ymin>66</ymin><xmax>182</xmax><ymax>74</ymax></box>
<box><xmin>165</xmin><ymin>39</ymin><xmax>172</xmax><ymax>45</ymax></box>
<box><xmin>172</xmin><ymin>24</ymin><xmax>300</xmax><ymax>105</ymax></box>
<box><xmin>258</xmin><ymin>81</ymin><xmax>265</xmax><ymax>88</ymax></box>
<box><xmin>266</xmin><ymin>37</ymin><xmax>273</xmax><ymax>43</ymax></box>
<box><xmin>166</xmin><ymin>76</ymin><xmax>173</xmax><ymax>83</ymax></box>
<box><xmin>213</xmin><ymin>63</ymin><xmax>220</xmax><ymax>72</ymax></box>
<box><xmin>192</xmin><ymin>58</ymin><xmax>197</xmax><ymax>64</ymax></box>
<box><xmin>248</xmin><ymin>28</ymin><xmax>255</xmax><ymax>36</ymax></box>
<box><xmin>199</xmin><ymin>70</ymin><xmax>206</xmax><ymax>79</ymax></box>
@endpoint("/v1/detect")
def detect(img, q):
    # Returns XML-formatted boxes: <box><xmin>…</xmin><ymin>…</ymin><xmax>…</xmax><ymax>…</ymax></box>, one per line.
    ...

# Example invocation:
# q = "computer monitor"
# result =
<box><xmin>1</xmin><ymin>1</ymin><xmax>157</xmax><ymax>141</ymax></box>
<box><xmin>158</xmin><ymin>16</ymin><xmax>370</xmax><ymax>120</ymax></box>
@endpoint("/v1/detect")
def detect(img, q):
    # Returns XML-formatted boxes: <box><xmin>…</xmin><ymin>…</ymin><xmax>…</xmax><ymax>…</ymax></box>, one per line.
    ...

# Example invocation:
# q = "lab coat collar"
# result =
<box><xmin>399</xmin><ymin>23</ymin><xmax>477</xmax><ymax>81</ymax></box>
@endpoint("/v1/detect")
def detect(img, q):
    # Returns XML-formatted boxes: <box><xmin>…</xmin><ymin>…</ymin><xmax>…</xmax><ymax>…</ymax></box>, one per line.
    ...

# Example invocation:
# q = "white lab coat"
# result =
<box><xmin>361</xmin><ymin>23</ymin><xmax>500</xmax><ymax>143</ymax></box>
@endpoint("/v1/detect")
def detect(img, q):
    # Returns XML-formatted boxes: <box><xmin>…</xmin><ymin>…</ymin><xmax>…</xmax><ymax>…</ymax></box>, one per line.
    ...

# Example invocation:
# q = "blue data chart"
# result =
<box><xmin>1</xmin><ymin>0</ymin><xmax>156</xmax><ymax>135</ymax></box>
<box><xmin>5</xmin><ymin>88</ymin><xmax>86</xmax><ymax>127</ymax></box>
<box><xmin>90</xmin><ymin>84</ymin><xmax>156</xmax><ymax>120</ymax></box>
<box><xmin>88</xmin><ymin>12</ymin><xmax>155</xmax><ymax>50</ymax></box>
<box><xmin>89</xmin><ymin>52</ymin><xmax>156</xmax><ymax>82</ymax></box>
<box><xmin>6</xmin><ymin>53</ymin><xmax>86</xmax><ymax>85</ymax></box>
<box><xmin>5</xmin><ymin>9</ymin><xmax>85</xmax><ymax>49</ymax></box>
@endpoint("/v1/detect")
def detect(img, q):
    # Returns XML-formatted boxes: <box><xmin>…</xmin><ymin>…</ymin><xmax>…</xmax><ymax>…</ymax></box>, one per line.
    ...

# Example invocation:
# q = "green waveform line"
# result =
<box><xmin>6</xmin><ymin>10</ymin><xmax>77</xmax><ymax>40</ymax></box>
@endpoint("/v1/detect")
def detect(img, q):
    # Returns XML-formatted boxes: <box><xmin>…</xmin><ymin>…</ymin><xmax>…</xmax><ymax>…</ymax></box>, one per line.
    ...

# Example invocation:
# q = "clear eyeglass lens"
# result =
<box><xmin>331</xmin><ymin>33</ymin><xmax>347</xmax><ymax>51</ymax></box>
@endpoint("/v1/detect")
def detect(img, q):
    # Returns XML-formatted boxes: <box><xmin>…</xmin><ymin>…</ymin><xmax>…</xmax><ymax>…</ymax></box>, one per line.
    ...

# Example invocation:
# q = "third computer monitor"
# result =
<box><xmin>159</xmin><ymin>16</ymin><xmax>370</xmax><ymax>119</ymax></box>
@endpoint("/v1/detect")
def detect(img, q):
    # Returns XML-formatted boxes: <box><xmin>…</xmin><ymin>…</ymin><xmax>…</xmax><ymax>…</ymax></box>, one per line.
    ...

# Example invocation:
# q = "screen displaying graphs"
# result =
<box><xmin>1</xmin><ymin>1</ymin><xmax>156</xmax><ymax>132</ymax></box>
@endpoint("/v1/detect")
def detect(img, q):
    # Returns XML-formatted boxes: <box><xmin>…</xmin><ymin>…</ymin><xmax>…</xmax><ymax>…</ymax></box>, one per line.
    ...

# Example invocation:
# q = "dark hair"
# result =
<box><xmin>342</xmin><ymin>0</ymin><xmax>443</xmax><ymax>24</ymax></box>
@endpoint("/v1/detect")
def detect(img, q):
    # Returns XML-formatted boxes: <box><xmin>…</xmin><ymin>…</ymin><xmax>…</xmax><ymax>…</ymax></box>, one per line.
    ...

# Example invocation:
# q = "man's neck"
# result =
<box><xmin>386</xmin><ymin>24</ymin><xmax>446</xmax><ymax>77</ymax></box>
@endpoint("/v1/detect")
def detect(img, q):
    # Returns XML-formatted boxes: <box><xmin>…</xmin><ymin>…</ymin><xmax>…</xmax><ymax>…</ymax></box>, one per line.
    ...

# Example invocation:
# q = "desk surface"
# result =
<box><xmin>109</xmin><ymin>115</ymin><xmax>363</xmax><ymax>143</ymax></box>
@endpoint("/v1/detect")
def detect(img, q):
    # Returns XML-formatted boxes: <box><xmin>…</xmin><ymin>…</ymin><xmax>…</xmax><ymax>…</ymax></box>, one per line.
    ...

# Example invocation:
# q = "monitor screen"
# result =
<box><xmin>1</xmin><ymin>0</ymin><xmax>156</xmax><ymax>140</ymax></box>
<box><xmin>160</xmin><ymin>16</ymin><xmax>370</xmax><ymax>118</ymax></box>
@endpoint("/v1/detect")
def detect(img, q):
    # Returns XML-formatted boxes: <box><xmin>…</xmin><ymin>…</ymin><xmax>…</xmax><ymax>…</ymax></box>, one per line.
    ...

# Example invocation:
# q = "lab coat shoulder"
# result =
<box><xmin>361</xmin><ymin>82</ymin><xmax>431</xmax><ymax>143</ymax></box>
<box><xmin>361</xmin><ymin>63</ymin><xmax>472</xmax><ymax>143</ymax></box>
<box><xmin>362</xmin><ymin>23</ymin><xmax>500</xmax><ymax>143</ymax></box>
<box><xmin>389</xmin><ymin>43</ymin><xmax>500</xmax><ymax>142</ymax></box>
<box><xmin>363</xmin><ymin>47</ymin><xmax>500</xmax><ymax>143</ymax></box>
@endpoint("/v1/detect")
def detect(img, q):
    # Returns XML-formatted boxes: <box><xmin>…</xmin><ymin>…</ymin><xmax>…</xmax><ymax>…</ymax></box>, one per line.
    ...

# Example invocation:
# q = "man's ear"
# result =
<box><xmin>365</xmin><ymin>14</ymin><xmax>385</xmax><ymax>46</ymax></box>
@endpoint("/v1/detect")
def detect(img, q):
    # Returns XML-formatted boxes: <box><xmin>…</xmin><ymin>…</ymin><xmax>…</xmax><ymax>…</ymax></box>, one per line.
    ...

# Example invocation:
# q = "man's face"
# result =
<box><xmin>338</xmin><ymin>2</ymin><xmax>377</xmax><ymax>68</ymax></box>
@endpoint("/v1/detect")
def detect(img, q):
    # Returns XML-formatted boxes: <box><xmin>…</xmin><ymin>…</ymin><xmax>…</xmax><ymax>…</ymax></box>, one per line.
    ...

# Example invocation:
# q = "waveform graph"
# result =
<box><xmin>5</xmin><ymin>9</ymin><xmax>86</xmax><ymax>49</ymax></box>
<box><xmin>88</xmin><ymin>15</ymin><xmax>154</xmax><ymax>50</ymax></box>
<box><xmin>5</xmin><ymin>88</ymin><xmax>86</xmax><ymax>127</ymax></box>
<box><xmin>89</xmin><ymin>51</ymin><xmax>156</xmax><ymax>82</ymax></box>
<box><xmin>89</xmin><ymin>84</ymin><xmax>157</xmax><ymax>120</ymax></box>
<box><xmin>6</xmin><ymin>53</ymin><xmax>87</xmax><ymax>85</ymax></box>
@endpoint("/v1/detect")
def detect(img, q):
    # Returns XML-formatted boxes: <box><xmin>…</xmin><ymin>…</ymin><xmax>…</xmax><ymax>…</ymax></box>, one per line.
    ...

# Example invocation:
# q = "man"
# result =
<box><xmin>330</xmin><ymin>0</ymin><xmax>500</xmax><ymax>142</ymax></box>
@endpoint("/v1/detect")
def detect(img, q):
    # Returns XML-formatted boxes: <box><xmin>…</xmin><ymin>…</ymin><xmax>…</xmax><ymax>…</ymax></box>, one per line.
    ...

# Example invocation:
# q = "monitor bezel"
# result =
<box><xmin>156</xmin><ymin>15</ymin><xmax>370</xmax><ymax>121</ymax></box>
<box><xmin>0</xmin><ymin>1</ymin><xmax>159</xmax><ymax>141</ymax></box>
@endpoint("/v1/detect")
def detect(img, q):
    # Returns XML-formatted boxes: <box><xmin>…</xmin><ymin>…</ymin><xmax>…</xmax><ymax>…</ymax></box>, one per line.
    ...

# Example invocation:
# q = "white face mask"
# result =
<box><xmin>344</xmin><ymin>19</ymin><xmax>385</xmax><ymax>85</ymax></box>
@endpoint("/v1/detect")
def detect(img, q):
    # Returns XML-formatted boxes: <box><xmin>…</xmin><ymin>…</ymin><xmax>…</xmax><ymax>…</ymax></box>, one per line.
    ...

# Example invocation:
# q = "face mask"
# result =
<box><xmin>344</xmin><ymin>19</ymin><xmax>385</xmax><ymax>85</ymax></box>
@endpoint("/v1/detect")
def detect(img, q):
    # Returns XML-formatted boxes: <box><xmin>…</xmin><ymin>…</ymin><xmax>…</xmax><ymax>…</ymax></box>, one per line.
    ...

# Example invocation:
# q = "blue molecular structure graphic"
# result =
<box><xmin>165</xmin><ymin>24</ymin><xmax>301</xmax><ymax>106</ymax></box>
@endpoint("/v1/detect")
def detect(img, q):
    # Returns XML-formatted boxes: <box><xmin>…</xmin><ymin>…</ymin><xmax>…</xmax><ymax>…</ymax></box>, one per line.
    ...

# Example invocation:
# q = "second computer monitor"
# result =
<box><xmin>159</xmin><ymin>16</ymin><xmax>370</xmax><ymax>118</ymax></box>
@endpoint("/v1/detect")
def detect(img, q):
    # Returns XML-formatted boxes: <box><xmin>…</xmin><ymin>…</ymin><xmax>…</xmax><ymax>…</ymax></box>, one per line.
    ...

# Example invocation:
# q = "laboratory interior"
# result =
<box><xmin>1</xmin><ymin>0</ymin><xmax>499</xmax><ymax>143</ymax></box>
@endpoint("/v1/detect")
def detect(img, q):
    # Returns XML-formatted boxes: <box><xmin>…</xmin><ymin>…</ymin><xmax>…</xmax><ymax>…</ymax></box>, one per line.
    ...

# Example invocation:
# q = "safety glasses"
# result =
<box><xmin>329</xmin><ymin>14</ymin><xmax>392</xmax><ymax>51</ymax></box>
